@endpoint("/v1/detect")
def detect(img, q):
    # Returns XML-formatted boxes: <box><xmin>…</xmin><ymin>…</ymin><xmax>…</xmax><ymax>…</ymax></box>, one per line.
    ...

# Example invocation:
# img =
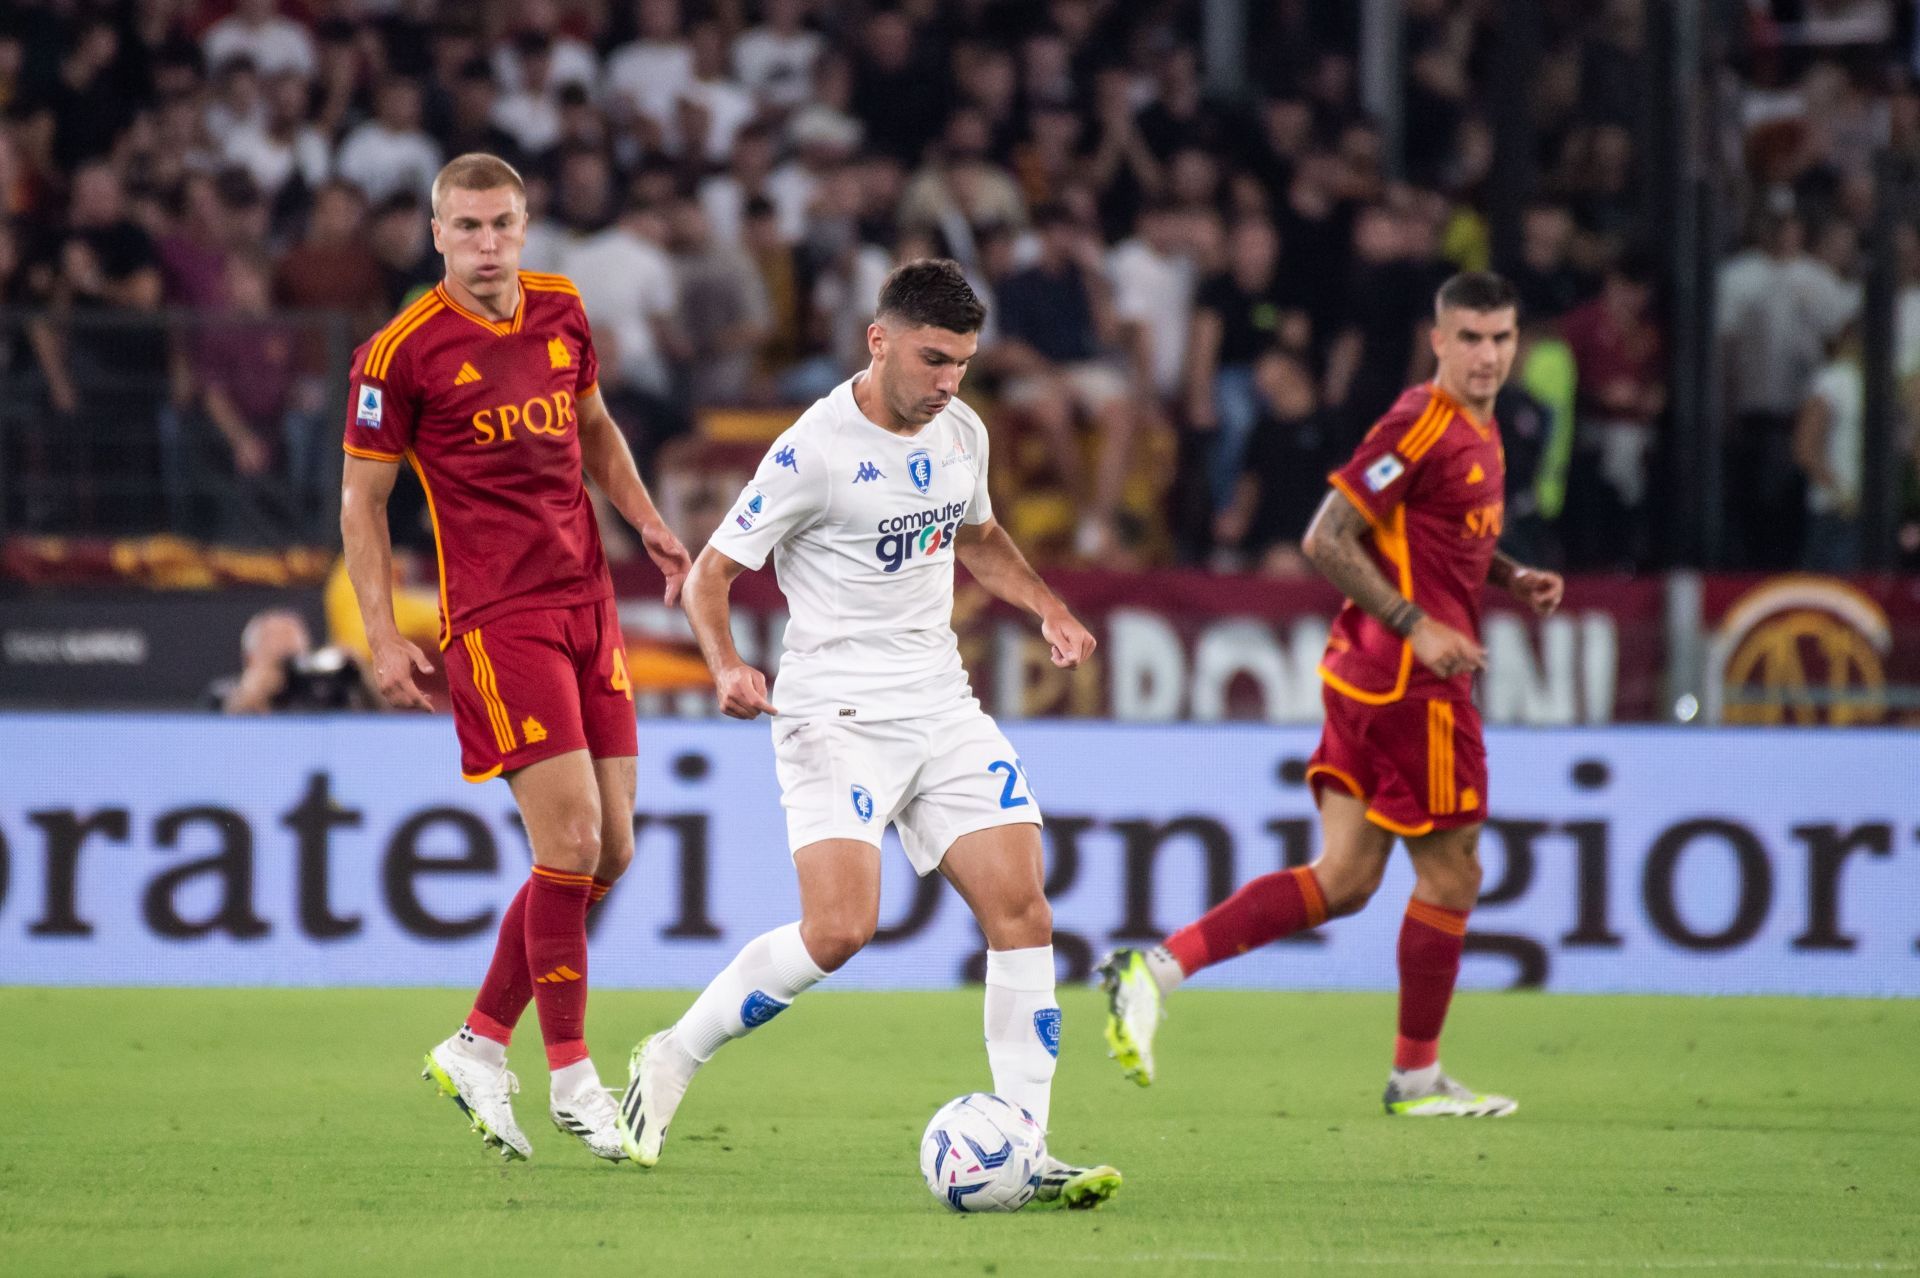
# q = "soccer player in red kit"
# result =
<box><xmin>1100</xmin><ymin>272</ymin><xmax>1564</xmax><ymax>1116</ymax></box>
<box><xmin>339</xmin><ymin>153</ymin><xmax>692</xmax><ymax>1162</ymax></box>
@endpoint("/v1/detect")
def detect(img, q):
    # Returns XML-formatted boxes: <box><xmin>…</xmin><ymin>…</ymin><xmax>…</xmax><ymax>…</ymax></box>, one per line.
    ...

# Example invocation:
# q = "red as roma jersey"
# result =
<box><xmin>1319</xmin><ymin>382</ymin><xmax>1505</xmax><ymax>704</ymax></box>
<box><xmin>341</xmin><ymin>272</ymin><xmax>611</xmax><ymax>648</ymax></box>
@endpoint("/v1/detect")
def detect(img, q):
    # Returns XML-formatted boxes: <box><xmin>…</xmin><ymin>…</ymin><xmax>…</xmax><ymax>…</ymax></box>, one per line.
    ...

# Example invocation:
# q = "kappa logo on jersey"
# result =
<box><xmin>454</xmin><ymin>362</ymin><xmax>482</xmax><ymax>386</ymax></box>
<box><xmin>850</xmin><ymin>784</ymin><xmax>875</xmax><ymax>823</ymax></box>
<box><xmin>1365</xmin><ymin>453</ymin><xmax>1405</xmax><ymax>492</ymax></box>
<box><xmin>547</xmin><ymin>337</ymin><xmax>571</xmax><ymax>369</ymax></box>
<box><xmin>854</xmin><ymin>460</ymin><xmax>884</xmax><ymax>483</ymax></box>
<box><xmin>907</xmin><ymin>448</ymin><xmax>933</xmax><ymax>494</ymax></box>
<box><xmin>1466</xmin><ymin>461</ymin><xmax>1485</xmax><ymax>485</ymax></box>
<box><xmin>355</xmin><ymin>384</ymin><xmax>383</xmax><ymax>429</ymax></box>
<box><xmin>774</xmin><ymin>445</ymin><xmax>798</xmax><ymax>471</ymax></box>
<box><xmin>874</xmin><ymin>500</ymin><xmax>968</xmax><ymax>572</ymax></box>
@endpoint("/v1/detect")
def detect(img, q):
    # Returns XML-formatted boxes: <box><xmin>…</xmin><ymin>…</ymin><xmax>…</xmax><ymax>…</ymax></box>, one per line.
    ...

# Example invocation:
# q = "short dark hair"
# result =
<box><xmin>1435</xmin><ymin>270</ymin><xmax>1518</xmax><ymax>315</ymax></box>
<box><xmin>876</xmin><ymin>258</ymin><xmax>986</xmax><ymax>334</ymax></box>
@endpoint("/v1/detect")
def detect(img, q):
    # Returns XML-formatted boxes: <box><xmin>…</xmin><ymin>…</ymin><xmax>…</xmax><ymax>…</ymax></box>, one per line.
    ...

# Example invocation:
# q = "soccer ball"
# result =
<box><xmin>919</xmin><ymin>1092</ymin><xmax>1046</xmax><ymax>1213</ymax></box>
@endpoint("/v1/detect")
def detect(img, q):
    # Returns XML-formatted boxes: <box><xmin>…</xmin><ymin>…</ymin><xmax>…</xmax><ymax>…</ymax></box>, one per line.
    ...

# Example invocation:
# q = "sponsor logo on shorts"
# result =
<box><xmin>850</xmin><ymin>784</ymin><xmax>875</xmax><ymax>823</ymax></box>
<box><xmin>740</xmin><ymin>990</ymin><xmax>790</xmax><ymax>1028</ymax></box>
<box><xmin>873</xmin><ymin>500</ymin><xmax>968</xmax><ymax>573</ymax></box>
<box><xmin>907</xmin><ymin>449</ymin><xmax>933</xmax><ymax>493</ymax></box>
<box><xmin>1033</xmin><ymin>1008</ymin><xmax>1061</xmax><ymax>1058</ymax></box>
<box><xmin>356</xmin><ymin>384</ymin><xmax>383</xmax><ymax>429</ymax></box>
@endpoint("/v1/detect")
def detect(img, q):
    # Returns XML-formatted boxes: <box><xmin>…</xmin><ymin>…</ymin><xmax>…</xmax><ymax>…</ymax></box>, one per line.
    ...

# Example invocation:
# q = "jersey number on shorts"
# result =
<box><xmin>611</xmin><ymin>648</ymin><xmax>633</xmax><ymax>702</ymax></box>
<box><xmin>988</xmin><ymin>759</ymin><xmax>1034</xmax><ymax>809</ymax></box>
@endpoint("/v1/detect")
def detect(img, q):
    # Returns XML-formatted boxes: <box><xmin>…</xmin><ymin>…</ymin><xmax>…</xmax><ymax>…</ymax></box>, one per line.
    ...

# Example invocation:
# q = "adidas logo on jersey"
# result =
<box><xmin>1466</xmin><ymin>462</ymin><xmax>1485</xmax><ymax>484</ymax></box>
<box><xmin>454</xmin><ymin>362</ymin><xmax>482</xmax><ymax>386</ymax></box>
<box><xmin>548</xmin><ymin>337</ymin><xmax>571</xmax><ymax>369</ymax></box>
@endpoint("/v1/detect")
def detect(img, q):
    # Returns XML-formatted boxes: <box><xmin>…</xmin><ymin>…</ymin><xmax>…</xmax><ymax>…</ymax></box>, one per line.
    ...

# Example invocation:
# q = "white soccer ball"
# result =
<box><xmin>919</xmin><ymin>1092</ymin><xmax>1046</xmax><ymax>1213</ymax></box>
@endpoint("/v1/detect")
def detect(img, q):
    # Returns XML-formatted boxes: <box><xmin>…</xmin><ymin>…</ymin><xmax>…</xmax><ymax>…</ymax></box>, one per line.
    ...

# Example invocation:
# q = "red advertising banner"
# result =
<box><xmin>1700</xmin><ymin>573</ymin><xmax>1920</xmax><ymax>726</ymax></box>
<box><xmin>608</xmin><ymin>561</ymin><xmax>1669</xmax><ymax>725</ymax></box>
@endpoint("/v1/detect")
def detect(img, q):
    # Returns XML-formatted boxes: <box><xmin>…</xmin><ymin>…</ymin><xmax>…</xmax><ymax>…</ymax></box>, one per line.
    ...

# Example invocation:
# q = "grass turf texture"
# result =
<box><xmin>2</xmin><ymin>990</ymin><xmax>1915</xmax><ymax>1277</ymax></box>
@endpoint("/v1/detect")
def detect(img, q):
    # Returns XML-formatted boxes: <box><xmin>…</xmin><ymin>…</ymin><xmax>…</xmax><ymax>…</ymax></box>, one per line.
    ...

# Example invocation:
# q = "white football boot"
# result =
<box><xmin>422</xmin><ymin>1036</ymin><xmax>533</xmax><ymax>1160</ymax></box>
<box><xmin>550</xmin><ymin>1071</ymin><xmax>629</xmax><ymax>1163</ymax></box>
<box><xmin>615</xmin><ymin>1030</ymin><xmax>698</xmax><ymax>1167</ymax></box>
<box><xmin>1383</xmin><ymin>1070</ymin><xmax>1518</xmax><ymax>1117</ymax></box>
<box><xmin>1097</xmin><ymin>948</ymin><xmax>1163</xmax><ymax>1086</ymax></box>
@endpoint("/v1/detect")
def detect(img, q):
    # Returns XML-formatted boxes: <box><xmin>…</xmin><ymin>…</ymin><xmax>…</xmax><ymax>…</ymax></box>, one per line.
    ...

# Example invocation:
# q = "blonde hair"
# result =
<box><xmin>431</xmin><ymin>153</ymin><xmax>526</xmax><ymax>219</ymax></box>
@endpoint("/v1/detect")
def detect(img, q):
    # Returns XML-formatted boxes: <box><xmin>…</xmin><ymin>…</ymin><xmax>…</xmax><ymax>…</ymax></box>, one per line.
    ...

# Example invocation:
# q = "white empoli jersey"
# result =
<box><xmin>706</xmin><ymin>374</ymin><xmax>993</xmax><ymax>721</ymax></box>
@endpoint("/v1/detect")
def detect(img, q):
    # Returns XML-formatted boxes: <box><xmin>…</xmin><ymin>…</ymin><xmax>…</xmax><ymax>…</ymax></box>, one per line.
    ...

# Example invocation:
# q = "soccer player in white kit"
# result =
<box><xmin>614</xmin><ymin>259</ymin><xmax>1122</xmax><ymax>1207</ymax></box>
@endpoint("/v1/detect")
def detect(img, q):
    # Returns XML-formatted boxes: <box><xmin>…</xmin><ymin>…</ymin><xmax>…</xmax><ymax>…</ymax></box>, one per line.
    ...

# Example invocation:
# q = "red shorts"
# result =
<box><xmin>1307</xmin><ymin>684</ymin><xmax>1487</xmax><ymax>837</ymax></box>
<box><xmin>442</xmin><ymin>598</ymin><xmax>637</xmax><ymax>782</ymax></box>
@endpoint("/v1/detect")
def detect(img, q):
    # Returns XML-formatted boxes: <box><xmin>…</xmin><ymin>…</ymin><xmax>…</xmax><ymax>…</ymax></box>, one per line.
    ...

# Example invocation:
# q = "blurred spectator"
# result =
<box><xmin>988</xmin><ymin>202</ymin><xmax>1135</xmax><ymax>557</ymax></box>
<box><xmin>336</xmin><ymin>79</ymin><xmax>442</xmax><ymax>203</ymax></box>
<box><xmin>563</xmin><ymin>195</ymin><xmax>684</xmax><ymax>407</ymax></box>
<box><xmin>369</xmin><ymin>191</ymin><xmax>438</xmax><ymax>310</ymax></box>
<box><xmin>1717</xmin><ymin>210</ymin><xmax>1859</xmax><ymax>568</ymax></box>
<box><xmin>1212</xmin><ymin>349</ymin><xmax>1335</xmax><ymax>574</ymax></box>
<box><xmin>205</xmin><ymin>57</ymin><xmax>268</xmax><ymax>143</ymax></box>
<box><xmin>1137</xmin><ymin>47</ymin><xmax>1229</xmax><ymax>162</ymax></box>
<box><xmin>194</xmin><ymin>251</ymin><xmax>303</xmax><ymax>534</ymax></box>
<box><xmin>1509</xmin><ymin>202</ymin><xmax>1591</xmax><ymax>322</ymax></box>
<box><xmin>1794</xmin><ymin>321</ymin><xmax>1866</xmax><ymax>572</ymax></box>
<box><xmin>492</xmin><ymin>33</ymin><xmax>566</xmax><ymax>159</ymax></box>
<box><xmin>899</xmin><ymin>108</ymin><xmax>1028</xmax><ymax>269</ymax></box>
<box><xmin>27</xmin><ymin>162</ymin><xmax>166</xmax><ymax>530</ymax></box>
<box><xmin>607</xmin><ymin>0</ymin><xmax>695</xmax><ymax>150</ymax></box>
<box><xmin>1560</xmin><ymin>253</ymin><xmax>1666</xmax><ymax>570</ymax></box>
<box><xmin>700</xmin><ymin>122</ymin><xmax>781</xmax><ymax>247</ymax></box>
<box><xmin>673</xmin><ymin>20</ymin><xmax>757</xmax><ymax>165</ymax></box>
<box><xmin>202</xmin><ymin>0</ymin><xmax>317</xmax><ymax>81</ymax></box>
<box><xmin>493</xmin><ymin>0</ymin><xmax>600</xmax><ymax>96</ymax></box>
<box><xmin>209</xmin><ymin>609</ymin><xmax>376</xmax><ymax>713</ymax></box>
<box><xmin>744</xmin><ymin>196</ymin><xmax>812</xmax><ymax>397</ymax></box>
<box><xmin>1186</xmin><ymin>216</ymin><xmax>1312</xmax><ymax>513</ymax></box>
<box><xmin>1324</xmin><ymin>205</ymin><xmax>1436</xmax><ymax>424</ymax></box>
<box><xmin>671</xmin><ymin>198</ymin><xmax>772</xmax><ymax>405</ymax></box>
<box><xmin>853</xmin><ymin>9</ymin><xmax>947</xmax><ymax>166</ymax></box>
<box><xmin>1107</xmin><ymin>199</ymin><xmax>1196</xmax><ymax>404</ymax></box>
<box><xmin>224</xmin><ymin>70</ymin><xmax>331</xmax><ymax>207</ymax></box>
<box><xmin>32</xmin><ymin>19</ymin><xmax>132</xmax><ymax>171</ymax></box>
<box><xmin>441</xmin><ymin>58</ymin><xmax>522</xmax><ymax>165</ymax></box>
<box><xmin>734</xmin><ymin>0</ymin><xmax>824</xmax><ymax>111</ymax></box>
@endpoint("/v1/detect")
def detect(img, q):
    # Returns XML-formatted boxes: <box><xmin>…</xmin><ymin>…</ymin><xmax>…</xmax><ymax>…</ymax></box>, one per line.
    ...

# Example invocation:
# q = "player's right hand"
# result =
<box><xmin>1408</xmin><ymin>616</ymin><xmax>1486</xmax><ymax>681</ymax></box>
<box><xmin>371</xmin><ymin>635</ymin><xmax>436</xmax><ymax>711</ymax></box>
<box><xmin>715</xmin><ymin>663</ymin><xmax>777</xmax><ymax>719</ymax></box>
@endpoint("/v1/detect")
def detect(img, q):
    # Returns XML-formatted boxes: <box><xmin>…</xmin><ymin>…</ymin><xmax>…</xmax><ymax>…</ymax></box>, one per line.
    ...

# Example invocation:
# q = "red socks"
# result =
<box><xmin>468</xmin><ymin>876</ymin><xmax>614</xmax><ymax>1046</ymax></box>
<box><xmin>1395</xmin><ymin>899</ymin><xmax>1470</xmax><ymax>1069</ymax></box>
<box><xmin>1164</xmin><ymin>866</ymin><xmax>1328</xmax><ymax>975</ymax></box>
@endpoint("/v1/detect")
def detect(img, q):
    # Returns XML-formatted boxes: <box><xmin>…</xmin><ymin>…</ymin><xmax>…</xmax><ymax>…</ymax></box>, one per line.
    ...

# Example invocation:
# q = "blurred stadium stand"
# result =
<box><xmin>1</xmin><ymin>0</ymin><xmax>1917</xmax><ymax>720</ymax></box>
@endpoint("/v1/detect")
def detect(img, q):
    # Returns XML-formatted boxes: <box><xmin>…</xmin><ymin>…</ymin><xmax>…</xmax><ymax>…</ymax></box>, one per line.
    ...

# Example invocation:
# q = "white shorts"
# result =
<box><xmin>770</xmin><ymin>707</ymin><xmax>1043</xmax><ymax>875</ymax></box>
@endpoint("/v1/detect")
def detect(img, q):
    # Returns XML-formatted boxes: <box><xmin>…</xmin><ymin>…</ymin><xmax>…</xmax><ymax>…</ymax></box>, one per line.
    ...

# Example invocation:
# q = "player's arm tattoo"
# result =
<box><xmin>1302</xmin><ymin>488</ymin><xmax>1424</xmax><ymax>638</ymax></box>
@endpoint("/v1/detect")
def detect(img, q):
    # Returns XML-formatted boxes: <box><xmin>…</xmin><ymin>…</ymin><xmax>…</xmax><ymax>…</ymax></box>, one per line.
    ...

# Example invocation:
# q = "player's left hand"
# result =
<box><xmin>1041</xmin><ymin>610</ymin><xmax>1097</xmax><ymax>669</ymax></box>
<box><xmin>1510</xmin><ymin>566</ymin><xmax>1564</xmax><ymax>617</ymax></box>
<box><xmin>640</xmin><ymin>518</ymin><xmax>693</xmax><ymax>607</ymax></box>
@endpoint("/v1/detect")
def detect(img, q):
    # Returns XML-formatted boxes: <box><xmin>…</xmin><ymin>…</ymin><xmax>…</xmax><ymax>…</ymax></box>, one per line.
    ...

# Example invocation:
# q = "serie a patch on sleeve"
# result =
<box><xmin>356</xmin><ymin>384</ymin><xmax>384</xmax><ymax>429</ymax></box>
<box><xmin>1365</xmin><ymin>453</ymin><xmax>1404</xmax><ymax>492</ymax></box>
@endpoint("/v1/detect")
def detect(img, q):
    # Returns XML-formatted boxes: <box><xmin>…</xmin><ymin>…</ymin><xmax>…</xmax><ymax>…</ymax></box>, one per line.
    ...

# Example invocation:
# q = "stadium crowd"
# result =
<box><xmin>0</xmin><ymin>0</ymin><xmax>1916</xmax><ymax>571</ymax></box>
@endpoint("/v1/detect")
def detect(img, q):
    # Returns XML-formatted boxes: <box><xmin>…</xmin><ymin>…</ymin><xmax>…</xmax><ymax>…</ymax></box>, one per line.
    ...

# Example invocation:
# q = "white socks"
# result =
<box><xmin>549</xmin><ymin>1056</ymin><xmax>600</xmax><ymax>1101</ymax></box>
<box><xmin>675</xmin><ymin>921</ymin><xmax>828</xmax><ymax>1062</ymax></box>
<box><xmin>1392</xmin><ymin>1062</ymin><xmax>1442</xmax><ymax>1092</ymax></box>
<box><xmin>452</xmin><ymin>1024</ymin><xmax>506</xmax><ymax>1068</ymax></box>
<box><xmin>983</xmin><ymin>946</ymin><xmax>1059</xmax><ymax>1133</ymax></box>
<box><xmin>1144</xmin><ymin>944</ymin><xmax>1186</xmax><ymax>994</ymax></box>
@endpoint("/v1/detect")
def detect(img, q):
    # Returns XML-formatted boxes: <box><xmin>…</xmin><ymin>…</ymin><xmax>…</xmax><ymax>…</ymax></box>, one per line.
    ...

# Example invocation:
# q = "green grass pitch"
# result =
<box><xmin>2</xmin><ymin>988</ymin><xmax>1915</xmax><ymax>1276</ymax></box>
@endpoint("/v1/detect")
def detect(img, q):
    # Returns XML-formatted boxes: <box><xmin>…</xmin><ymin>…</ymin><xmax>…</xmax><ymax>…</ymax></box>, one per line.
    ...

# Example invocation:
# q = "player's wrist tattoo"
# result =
<box><xmin>1386</xmin><ymin>600</ymin><xmax>1425</xmax><ymax>638</ymax></box>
